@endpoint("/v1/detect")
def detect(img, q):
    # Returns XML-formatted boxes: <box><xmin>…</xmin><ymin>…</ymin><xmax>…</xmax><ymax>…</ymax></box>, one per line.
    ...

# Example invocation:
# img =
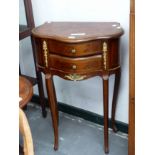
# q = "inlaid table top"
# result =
<box><xmin>32</xmin><ymin>22</ymin><xmax>124</xmax><ymax>43</ymax></box>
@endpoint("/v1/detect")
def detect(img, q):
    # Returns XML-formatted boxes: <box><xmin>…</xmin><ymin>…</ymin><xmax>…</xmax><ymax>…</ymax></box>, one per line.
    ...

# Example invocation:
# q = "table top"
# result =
<box><xmin>32</xmin><ymin>22</ymin><xmax>124</xmax><ymax>43</ymax></box>
<box><xmin>19</xmin><ymin>76</ymin><xmax>33</xmax><ymax>108</ymax></box>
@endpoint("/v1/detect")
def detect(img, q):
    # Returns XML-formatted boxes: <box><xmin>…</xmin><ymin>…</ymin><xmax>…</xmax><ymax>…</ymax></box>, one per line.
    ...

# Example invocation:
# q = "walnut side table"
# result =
<box><xmin>32</xmin><ymin>22</ymin><xmax>124</xmax><ymax>153</ymax></box>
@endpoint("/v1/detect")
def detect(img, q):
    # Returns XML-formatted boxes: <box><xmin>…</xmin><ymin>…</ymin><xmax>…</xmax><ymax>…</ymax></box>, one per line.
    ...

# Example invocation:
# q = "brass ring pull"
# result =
<box><xmin>72</xmin><ymin>65</ymin><xmax>77</xmax><ymax>69</ymax></box>
<box><xmin>71</xmin><ymin>49</ymin><xmax>76</xmax><ymax>53</ymax></box>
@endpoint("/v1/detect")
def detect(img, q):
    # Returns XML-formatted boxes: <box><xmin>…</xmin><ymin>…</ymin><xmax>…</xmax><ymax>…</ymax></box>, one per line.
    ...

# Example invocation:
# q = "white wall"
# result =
<box><xmin>20</xmin><ymin>0</ymin><xmax>129</xmax><ymax>123</ymax></box>
<box><xmin>19</xmin><ymin>0</ymin><xmax>27</xmax><ymax>25</ymax></box>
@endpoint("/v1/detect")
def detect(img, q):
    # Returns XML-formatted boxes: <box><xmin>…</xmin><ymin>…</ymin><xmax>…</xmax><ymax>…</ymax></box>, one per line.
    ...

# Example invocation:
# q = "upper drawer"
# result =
<box><xmin>47</xmin><ymin>40</ymin><xmax>102</xmax><ymax>57</ymax></box>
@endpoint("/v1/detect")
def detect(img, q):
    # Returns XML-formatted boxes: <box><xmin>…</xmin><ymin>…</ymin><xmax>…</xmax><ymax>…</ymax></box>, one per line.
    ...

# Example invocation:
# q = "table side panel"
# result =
<box><xmin>108</xmin><ymin>39</ymin><xmax>120</xmax><ymax>69</ymax></box>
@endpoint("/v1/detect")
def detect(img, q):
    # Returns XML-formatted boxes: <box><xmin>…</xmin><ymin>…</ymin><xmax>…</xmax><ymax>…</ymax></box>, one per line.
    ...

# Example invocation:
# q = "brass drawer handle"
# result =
<box><xmin>71</xmin><ymin>49</ymin><xmax>76</xmax><ymax>54</ymax></box>
<box><xmin>72</xmin><ymin>65</ymin><xmax>77</xmax><ymax>69</ymax></box>
<box><xmin>65</xmin><ymin>74</ymin><xmax>86</xmax><ymax>81</ymax></box>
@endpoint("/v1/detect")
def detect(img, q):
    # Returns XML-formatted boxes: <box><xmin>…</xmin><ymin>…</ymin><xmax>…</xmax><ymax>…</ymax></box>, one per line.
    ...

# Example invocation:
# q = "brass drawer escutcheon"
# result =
<box><xmin>64</xmin><ymin>74</ymin><xmax>86</xmax><ymax>81</ymax></box>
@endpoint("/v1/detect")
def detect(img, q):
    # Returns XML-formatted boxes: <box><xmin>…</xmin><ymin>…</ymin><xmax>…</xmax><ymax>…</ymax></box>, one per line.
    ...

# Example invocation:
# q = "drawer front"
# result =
<box><xmin>47</xmin><ymin>40</ymin><xmax>102</xmax><ymax>57</ymax></box>
<box><xmin>49</xmin><ymin>54</ymin><xmax>102</xmax><ymax>73</ymax></box>
<box><xmin>34</xmin><ymin>38</ymin><xmax>120</xmax><ymax>73</ymax></box>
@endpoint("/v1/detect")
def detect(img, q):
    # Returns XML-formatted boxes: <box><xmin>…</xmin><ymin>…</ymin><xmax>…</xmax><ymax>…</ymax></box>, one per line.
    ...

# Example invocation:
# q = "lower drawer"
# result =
<box><xmin>49</xmin><ymin>54</ymin><xmax>102</xmax><ymax>73</ymax></box>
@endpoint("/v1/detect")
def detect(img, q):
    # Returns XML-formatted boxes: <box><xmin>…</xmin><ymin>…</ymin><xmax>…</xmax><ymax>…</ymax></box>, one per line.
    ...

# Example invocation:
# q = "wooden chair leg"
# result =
<box><xmin>19</xmin><ymin>108</ymin><xmax>34</xmax><ymax>155</ymax></box>
<box><xmin>111</xmin><ymin>70</ymin><xmax>121</xmax><ymax>132</ymax></box>
<box><xmin>103</xmin><ymin>76</ymin><xmax>109</xmax><ymax>154</ymax></box>
<box><xmin>45</xmin><ymin>74</ymin><xmax>58</xmax><ymax>150</ymax></box>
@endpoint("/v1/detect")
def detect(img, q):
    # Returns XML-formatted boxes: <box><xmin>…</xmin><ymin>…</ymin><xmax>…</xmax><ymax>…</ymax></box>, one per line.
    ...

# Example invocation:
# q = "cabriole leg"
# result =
<box><xmin>111</xmin><ymin>69</ymin><xmax>121</xmax><ymax>132</ymax></box>
<box><xmin>45</xmin><ymin>74</ymin><xmax>58</xmax><ymax>150</ymax></box>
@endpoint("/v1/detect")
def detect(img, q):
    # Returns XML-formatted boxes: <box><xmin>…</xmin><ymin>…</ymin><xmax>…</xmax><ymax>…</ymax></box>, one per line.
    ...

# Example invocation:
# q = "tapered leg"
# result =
<box><xmin>37</xmin><ymin>71</ymin><xmax>47</xmax><ymax>118</ymax></box>
<box><xmin>111</xmin><ymin>70</ymin><xmax>121</xmax><ymax>132</ymax></box>
<box><xmin>45</xmin><ymin>74</ymin><xmax>58</xmax><ymax>150</ymax></box>
<box><xmin>103</xmin><ymin>76</ymin><xmax>109</xmax><ymax>154</ymax></box>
